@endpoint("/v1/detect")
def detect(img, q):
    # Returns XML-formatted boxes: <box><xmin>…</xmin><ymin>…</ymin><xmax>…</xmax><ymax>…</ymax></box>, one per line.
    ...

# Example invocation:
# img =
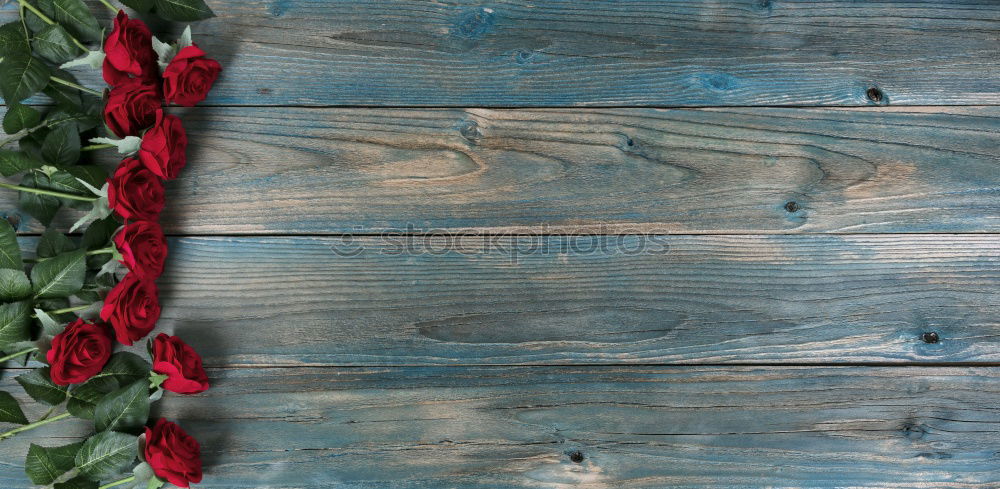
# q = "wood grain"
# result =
<box><xmin>19</xmin><ymin>234</ymin><xmax>984</xmax><ymax>366</ymax></box>
<box><xmin>4</xmin><ymin>106</ymin><xmax>998</xmax><ymax>234</ymax></box>
<box><xmin>3</xmin><ymin>365</ymin><xmax>999</xmax><ymax>488</ymax></box>
<box><xmin>4</xmin><ymin>0</ymin><xmax>1000</xmax><ymax>106</ymax></box>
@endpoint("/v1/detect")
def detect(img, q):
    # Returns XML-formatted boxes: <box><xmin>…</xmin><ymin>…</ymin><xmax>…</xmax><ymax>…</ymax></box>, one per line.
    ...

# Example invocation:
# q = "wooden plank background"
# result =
<box><xmin>2</xmin><ymin>0</ymin><xmax>999</xmax><ymax>487</ymax></box>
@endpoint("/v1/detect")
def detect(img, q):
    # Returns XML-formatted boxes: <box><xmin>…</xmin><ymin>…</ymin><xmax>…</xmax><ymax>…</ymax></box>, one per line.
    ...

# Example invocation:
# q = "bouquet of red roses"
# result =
<box><xmin>0</xmin><ymin>0</ymin><xmax>220</xmax><ymax>487</ymax></box>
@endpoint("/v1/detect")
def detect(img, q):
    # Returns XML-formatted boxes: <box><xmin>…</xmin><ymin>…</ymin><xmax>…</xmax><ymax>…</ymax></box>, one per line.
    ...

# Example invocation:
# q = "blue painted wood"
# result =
<box><xmin>2</xmin><ymin>366</ymin><xmax>999</xmax><ymax>488</ymax></box>
<box><xmin>2</xmin><ymin>0</ymin><xmax>999</xmax><ymax>106</ymax></box>
<box><xmin>3</xmin><ymin>106</ymin><xmax>998</xmax><ymax>234</ymax></box>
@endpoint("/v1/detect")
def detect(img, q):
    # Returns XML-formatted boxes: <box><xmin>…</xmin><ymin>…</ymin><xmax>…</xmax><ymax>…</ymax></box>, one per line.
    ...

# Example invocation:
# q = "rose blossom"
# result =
<box><xmin>104</xmin><ymin>79</ymin><xmax>162</xmax><ymax>138</ymax></box>
<box><xmin>114</xmin><ymin>220</ymin><xmax>168</xmax><ymax>280</ymax></box>
<box><xmin>100</xmin><ymin>273</ymin><xmax>161</xmax><ymax>345</ymax></box>
<box><xmin>144</xmin><ymin>419</ymin><xmax>203</xmax><ymax>488</ymax></box>
<box><xmin>151</xmin><ymin>334</ymin><xmax>209</xmax><ymax>394</ymax></box>
<box><xmin>107</xmin><ymin>158</ymin><xmax>165</xmax><ymax>221</ymax></box>
<box><xmin>163</xmin><ymin>45</ymin><xmax>222</xmax><ymax>107</ymax></box>
<box><xmin>46</xmin><ymin>320</ymin><xmax>113</xmax><ymax>385</ymax></box>
<box><xmin>103</xmin><ymin>11</ymin><xmax>158</xmax><ymax>86</ymax></box>
<box><xmin>139</xmin><ymin>110</ymin><xmax>188</xmax><ymax>180</ymax></box>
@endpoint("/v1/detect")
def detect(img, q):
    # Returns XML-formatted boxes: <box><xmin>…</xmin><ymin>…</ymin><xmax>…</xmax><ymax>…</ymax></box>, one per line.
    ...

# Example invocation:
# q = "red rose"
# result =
<box><xmin>104</xmin><ymin>79</ymin><xmax>161</xmax><ymax>138</ymax></box>
<box><xmin>163</xmin><ymin>45</ymin><xmax>221</xmax><ymax>107</ymax></box>
<box><xmin>100</xmin><ymin>273</ymin><xmax>161</xmax><ymax>345</ymax></box>
<box><xmin>103</xmin><ymin>11</ymin><xmax>158</xmax><ymax>86</ymax></box>
<box><xmin>107</xmin><ymin>158</ymin><xmax>165</xmax><ymax>221</ymax></box>
<box><xmin>114</xmin><ymin>220</ymin><xmax>168</xmax><ymax>280</ymax></box>
<box><xmin>46</xmin><ymin>319</ymin><xmax>113</xmax><ymax>385</ymax></box>
<box><xmin>144</xmin><ymin>419</ymin><xmax>203</xmax><ymax>488</ymax></box>
<box><xmin>152</xmin><ymin>334</ymin><xmax>209</xmax><ymax>394</ymax></box>
<box><xmin>138</xmin><ymin>110</ymin><xmax>187</xmax><ymax>180</ymax></box>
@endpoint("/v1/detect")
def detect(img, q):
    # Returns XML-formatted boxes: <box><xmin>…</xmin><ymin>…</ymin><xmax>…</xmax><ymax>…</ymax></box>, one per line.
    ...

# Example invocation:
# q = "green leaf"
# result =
<box><xmin>46</xmin><ymin>108</ymin><xmax>101</xmax><ymax>133</ymax></box>
<box><xmin>42</xmin><ymin>124</ymin><xmax>81</xmax><ymax>166</ymax></box>
<box><xmin>74</xmin><ymin>431</ymin><xmax>138</xmax><ymax>480</ymax></box>
<box><xmin>0</xmin><ymin>218</ymin><xmax>22</xmax><ymax>270</ymax></box>
<box><xmin>18</xmin><ymin>172</ymin><xmax>62</xmax><ymax>226</ymax></box>
<box><xmin>31</xmin><ymin>249</ymin><xmax>86</xmax><ymax>299</ymax></box>
<box><xmin>0</xmin><ymin>390</ymin><xmax>29</xmax><ymax>424</ymax></box>
<box><xmin>32</xmin><ymin>25</ymin><xmax>79</xmax><ymax>64</ymax></box>
<box><xmin>94</xmin><ymin>379</ymin><xmax>150</xmax><ymax>433</ymax></box>
<box><xmin>153</xmin><ymin>0</ymin><xmax>215</xmax><ymax>21</ymax></box>
<box><xmin>0</xmin><ymin>301</ymin><xmax>31</xmax><ymax>349</ymax></box>
<box><xmin>0</xmin><ymin>149</ymin><xmax>45</xmax><ymax>177</ymax></box>
<box><xmin>25</xmin><ymin>442</ymin><xmax>82</xmax><ymax>484</ymax></box>
<box><xmin>83</xmin><ymin>216</ymin><xmax>119</xmax><ymax>251</ymax></box>
<box><xmin>16</xmin><ymin>368</ymin><xmax>68</xmax><ymax>406</ymax></box>
<box><xmin>120</xmin><ymin>0</ymin><xmax>155</xmax><ymax>12</ymax></box>
<box><xmin>0</xmin><ymin>22</ymin><xmax>30</xmax><ymax>58</ymax></box>
<box><xmin>0</xmin><ymin>269</ymin><xmax>32</xmax><ymax>301</ymax></box>
<box><xmin>37</xmin><ymin>229</ymin><xmax>77</xmax><ymax>258</ymax></box>
<box><xmin>3</xmin><ymin>103</ymin><xmax>42</xmax><ymax>134</ymax></box>
<box><xmin>94</xmin><ymin>352</ymin><xmax>151</xmax><ymax>384</ymax></box>
<box><xmin>66</xmin><ymin>378</ymin><xmax>108</xmax><ymax>419</ymax></box>
<box><xmin>55</xmin><ymin>475</ymin><xmax>99</xmax><ymax>489</ymax></box>
<box><xmin>67</xmin><ymin>353</ymin><xmax>150</xmax><ymax>419</ymax></box>
<box><xmin>50</xmin><ymin>0</ymin><xmax>103</xmax><ymax>43</ymax></box>
<box><xmin>0</xmin><ymin>53</ymin><xmax>51</xmax><ymax>104</ymax></box>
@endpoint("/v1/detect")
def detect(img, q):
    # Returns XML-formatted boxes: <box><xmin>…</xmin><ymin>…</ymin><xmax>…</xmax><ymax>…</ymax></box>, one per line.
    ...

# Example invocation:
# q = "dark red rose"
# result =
<box><xmin>46</xmin><ymin>319</ymin><xmax>113</xmax><ymax>385</ymax></box>
<box><xmin>114</xmin><ymin>220</ymin><xmax>168</xmax><ymax>280</ymax></box>
<box><xmin>100</xmin><ymin>273</ymin><xmax>161</xmax><ymax>345</ymax></box>
<box><xmin>107</xmin><ymin>158</ymin><xmax>165</xmax><ymax>221</ymax></box>
<box><xmin>104</xmin><ymin>79</ymin><xmax>161</xmax><ymax>138</ymax></box>
<box><xmin>144</xmin><ymin>419</ymin><xmax>203</xmax><ymax>488</ymax></box>
<box><xmin>103</xmin><ymin>11</ymin><xmax>158</xmax><ymax>86</ymax></box>
<box><xmin>138</xmin><ymin>110</ymin><xmax>187</xmax><ymax>180</ymax></box>
<box><xmin>152</xmin><ymin>334</ymin><xmax>209</xmax><ymax>394</ymax></box>
<box><xmin>162</xmin><ymin>45</ymin><xmax>221</xmax><ymax>107</ymax></box>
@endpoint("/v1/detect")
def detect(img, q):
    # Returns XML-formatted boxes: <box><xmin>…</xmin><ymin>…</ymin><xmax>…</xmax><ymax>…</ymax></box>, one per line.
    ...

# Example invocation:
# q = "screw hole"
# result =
<box><xmin>569</xmin><ymin>451</ymin><xmax>584</xmax><ymax>463</ymax></box>
<box><xmin>922</xmin><ymin>332</ymin><xmax>940</xmax><ymax>344</ymax></box>
<box><xmin>866</xmin><ymin>87</ymin><xmax>884</xmax><ymax>103</ymax></box>
<box><xmin>784</xmin><ymin>201</ymin><xmax>800</xmax><ymax>212</ymax></box>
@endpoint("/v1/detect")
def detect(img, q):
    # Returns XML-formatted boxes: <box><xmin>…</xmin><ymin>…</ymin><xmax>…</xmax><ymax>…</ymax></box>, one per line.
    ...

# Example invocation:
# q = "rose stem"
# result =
<box><xmin>99</xmin><ymin>476</ymin><xmax>136</xmax><ymax>489</ymax></box>
<box><xmin>31</xmin><ymin>304</ymin><xmax>93</xmax><ymax>318</ymax></box>
<box><xmin>49</xmin><ymin>76</ymin><xmax>104</xmax><ymax>97</ymax></box>
<box><xmin>16</xmin><ymin>0</ymin><xmax>89</xmax><ymax>53</ymax></box>
<box><xmin>96</xmin><ymin>0</ymin><xmax>119</xmax><ymax>14</ymax></box>
<box><xmin>0</xmin><ymin>347</ymin><xmax>38</xmax><ymax>363</ymax></box>
<box><xmin>81</xmin><ymin>143</ymin><xmax>117</xmax><ymax>151</ymax></box>
<box><xmin>0</xmin><ymin>182</ymin><xmax>98</xmax><ymax>202</ymax></box>
<box><xmin>0</xmin><ymin>412</ymin><xmax>72</xmax><ymax>441</ymax></box>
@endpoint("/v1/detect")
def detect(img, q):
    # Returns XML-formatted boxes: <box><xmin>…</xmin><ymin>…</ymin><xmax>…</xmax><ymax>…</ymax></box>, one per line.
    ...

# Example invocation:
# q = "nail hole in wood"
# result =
<box><xmin>626</xmin><ymin>137</ymin><xmax>634</xmax><ymax>146</ymax></box>
<box><xmin>922</xmin><ymin>332</ymin><xmax>940</xmax><ymax>344</ymax></box>
<box><xmin>569</xmin><ymin>451</ymin><xmax>584</xmax><ymax>463</ymax></box>
<box><xmin>866</xmin><ymin>87</ymin><xmax>884</xmax><ymax>103</ymax></box>
<box><xmin>784</xmin><ymin>201</ymin><xmax>800</xmax><ymax>212</ymax></box>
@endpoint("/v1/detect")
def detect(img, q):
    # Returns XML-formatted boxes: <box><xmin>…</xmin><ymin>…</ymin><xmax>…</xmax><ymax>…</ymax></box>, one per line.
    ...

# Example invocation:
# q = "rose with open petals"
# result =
<box><xmin>104</xmin><ymin>79</ymin><xmax>161</xmax><ymax>137</ymax></box>
<box><xmin>103</xmin><ymin>11</ymin><xmax>158</xmax><ymax>86</ymax></box>
<box><xmin>152</xmin><ymin>334</ymin><xmax>209</xmax><ymax>394</ymax></box>
<box><xmin>107</xmin><ymin>158</ymin><xmax>165</xmax><ymax>221</ymax></box>
<box><xmin>139</xmin><ymin>110</ymin><xmax>188</xmax><ymax>180</ymax></box>
<box><xmin>100</xmin><ymin>273</ymin><xmax>161</xmax><ymax>345</ymax></box>
<box><xmin>144</xmin><ymin>419</ymin><xmax>203</xmax><ymax>488</ymax></box>
<box><xmin>163</xmin><ymin>45</ymin><xmax>222</xmax><ymax>107</ymax></box>
<box><xmin>114</xmin><ymin>220</ymin><xmax>168</xmax><ymax>280</ymax></box>
<box><xmin>46</xmin><ymin>320</ymin><xmax>113</xmax><ymax>385</ymax></box>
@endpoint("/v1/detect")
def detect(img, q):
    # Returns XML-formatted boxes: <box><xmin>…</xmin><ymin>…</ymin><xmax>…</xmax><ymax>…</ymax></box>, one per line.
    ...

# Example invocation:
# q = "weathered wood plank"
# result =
<box><xmin>2</xmin><ymin>366</ymin><xmax>999</xmax><ymax>488</ymax></box>
<box><xmin>26</xmin><ymin>234</ymin><xmax>987</xmax><ymax>366</ymax></box>
<box><xmin>4</xmin><ymin>106</ymin><xmax>998</xmax><ymax>234</ymax></box>
<box><xmin>4</xmin><ymin>0</ymin><xmax>1000</xmax><ymax>106</ymax></box>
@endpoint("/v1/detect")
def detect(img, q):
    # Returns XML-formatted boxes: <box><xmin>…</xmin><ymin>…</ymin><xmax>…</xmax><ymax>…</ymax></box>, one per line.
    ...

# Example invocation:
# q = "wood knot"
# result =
<box><xmin>569</xmin><ymin>451</ymin><xmax>584</xmax><ymax>463</ymax></box>
<box><xmin>784</xmin><ymin>201</ymin><xmax>800</xmax><ymax>212</ymax></box>
<box><xmin>922</xmin><ymin>332</ymin><xmax>940</xmax><ymax>344</ymax></box>
<box><xmin>866</xmin><ymin>87</ymin><xmax>884</xmax><ymax>103</ymax></box>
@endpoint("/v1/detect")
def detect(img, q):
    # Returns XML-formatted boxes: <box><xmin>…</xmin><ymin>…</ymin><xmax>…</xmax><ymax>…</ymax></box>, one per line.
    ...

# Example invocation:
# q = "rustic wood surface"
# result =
<box><xmin>3</xmin><ymin>106</ymin><xmax>998</xmax><ymax>234</ymax></box>
<box><xmin>5</xmin><ymin>0</ymin><xmax>1000</xmax><ymax>106</ymax></box>
<box><xmin>2</xmin><ymin>0</ymin><xmax>999</xmax><ymax>487</ymax></box>
<box><xmin>3</xmin><ymin>366</ymin><xmax>999</xmax><ymax>488</ymax></box>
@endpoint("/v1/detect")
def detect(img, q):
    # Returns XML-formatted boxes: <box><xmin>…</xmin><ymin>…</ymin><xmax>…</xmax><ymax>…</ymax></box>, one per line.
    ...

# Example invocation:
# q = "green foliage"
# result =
<box><xmin>0</xmin><ymin>52</ymin><xmax>51</xmax><ymax>103</ymax></box>
<box><xmin>25</xmin><ymin>441</ymin><xmax>82</xmax><ymax>484</ymax></box>
<box><xmin>95</xmin><ymin>379</ymin><xmax>150</xmax><ymax>433</ymax></box>
<box><xmin>0</xmin><ymin>390</ymin><xmax>29</xmax><ymax>424</ymax></box>
<box><xmin>37</xmin><ymin>229</ymin><xmax>77</xmax><ymax>258</ymax></box>
<box><xmin>0</xmin><ymin>300</ymin><xmax>32</xmax><ymax>349</ymax></box>
<box><xmin>32</xmin><ymin>25</ymin><xmax>79</xmax><ymax>64</ymax></box>
<box><xmin>74</xmin><ymin>431</ymin><xmax>138</xmax><ymax>480</ymax></box>
<box><xmin>3</xmin><ymin>103</ymin><xmax>42</xmax><ymax>134</ymax></box>
<box><xmin>0</xmin><ymin>150</ymin><xmax>46</xmax><ymax>177</ymax></box>
<box><xmin>0</xmin><ymin>218</ymin><xmax>22</xmax><ymax>270</ymax></box>
<box><xmin>153</xmin><ymin>0</ymin><xmax>216</xmax><ymax>21</ymax></box>
<box><xmin>16</xmin><ymin>368</ymin><xmax>69</xmax><ymax>406</ymax></box>
<box><xmin>31</xmin><ymin>249</ymin><xmax>86</xmax><ymax>299</ymax></box>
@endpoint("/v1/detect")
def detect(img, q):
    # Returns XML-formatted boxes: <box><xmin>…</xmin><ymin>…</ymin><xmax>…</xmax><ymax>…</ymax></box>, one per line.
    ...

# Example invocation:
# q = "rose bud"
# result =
<box><xmin>163</xmin><ymin>45</ymin><xmax>222</xmax><ymax>107</ymax></box>
<box><xmin>144</xmin><ymin>419</ymin><xmax>203</xmax><ymax>488</ymax></box>
<box><xmin>101</xmin><ymin>273</ymin><xmax>161</xmax><ymax>345</ymax></box>
<box><xmin>104</xmin><ymin>79</ymin><xmax>162</xmax><ymax>138</ymax></box>
<box><xmin>152</xmin><ymin>334</ymin><xmax>209</xmax><ymax>394</ymax></box>
<box><xmin>139</xmin><ymin>110</ymin><xmax>188</xmax><ymax>180</ymax></box>
<box><xmin>103</xmin><ymin>11</ymin><xmax>158</xmax><ymax>86</ymax></box>
<box><xmin>114</xmin><ymin>220</ymin><xmax>168</xmax><ymax>280</ymax></box>
<box><xmin>46</xmin><ymin>319</ymin><xmax>113</xmax><ymax>385</ymax></box>
<box><xmin>107</xmin><ymin>158</ymin><xmax>166</xmax><ymax>221</ymax></box>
